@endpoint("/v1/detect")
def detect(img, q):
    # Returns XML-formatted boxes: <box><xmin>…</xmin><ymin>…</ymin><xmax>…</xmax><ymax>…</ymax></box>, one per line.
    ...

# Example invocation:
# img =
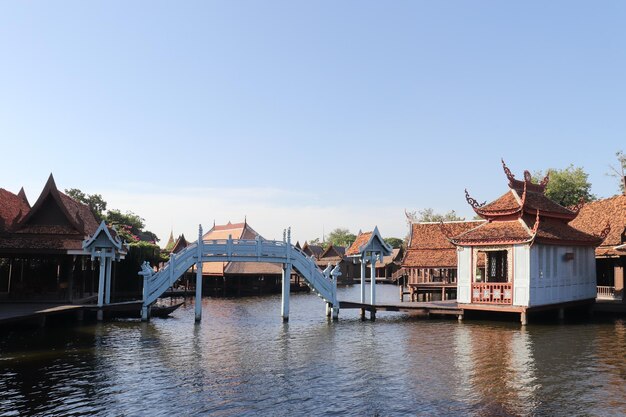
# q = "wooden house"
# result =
<box><xmin>0</xmin><ymin>175</ymin><xmax>101</xmax><ymax>302</ymax></box>
<box><xmin>402</xmin><ymin>220</ymin><xmax>484</xmax><ymax>301</ymax></box>
<box><xmin>570</xmin><ymin>184</ymin><xmax>626</xmax><ymax>301</ymax></box>
<box><xmin>316</xmin><ymin>244</ymin><xmax>357</xmax><ymax>284</ymax></box>
<box><xmin>450</xmin><ymin>161</ymin><xmax>607</xmax><ymax>324</ymax></box>
<box><xmin>301</xmin><ymin>242</ymin><xmax>324</xmax><ymax>259</ymax></box>
<box><xmin>375</xmin><ymin>247</ymin><xmax>404</xmax><ymax>280</ymax></box>
<box><xmin>201</xmin><ymin>220</ymin><xmax>284</xmax><ymax>295</ymax></box>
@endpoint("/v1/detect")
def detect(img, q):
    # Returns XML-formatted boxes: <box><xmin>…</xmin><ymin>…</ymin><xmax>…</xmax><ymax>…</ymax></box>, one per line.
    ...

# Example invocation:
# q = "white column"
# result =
<box><xmin>104</xmin><ymin>255</ymin><xmax>112</xmax><ymax>304</ymax></box>
<box><xmin>360</xmin><ymin>258</ymin><xmax>366</xmax><ymax>303</ymax></box>
<box><xmin>370</xmin><ymin>254</ymin><xmax>377</xmax><ymax>306</ymax></box>
<box><xmin>97</xmin><ymin>252</ymin><xmax>105</xmax><ymax>321</ymax></box>
<box><xmin>195</xmin><ymin>225</ymin><xmax>203</xmax><ymax>323</ymax></box>
<box><xmin>281</xmin><ymin>263</ymin><xmax>291</xmax><ymax>322</ymax></box>
<box><xmin>141</xmin><ymin>270</ymin><xmax>150</xmax><ymax>321</ymax></box>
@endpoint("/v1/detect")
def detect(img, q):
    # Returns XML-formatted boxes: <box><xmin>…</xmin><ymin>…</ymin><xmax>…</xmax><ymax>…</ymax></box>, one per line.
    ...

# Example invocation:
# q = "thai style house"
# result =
<box><xmin>316</xmin><ymin>244</ymin><xmax>357</xmax><ymax>284</ymax></box>
<box><xmin>402</xmin><ymin>220</ymin><xmax>484</xmax><ymax>301</ymax></box>
<box><xmin>0</xmin><ymin>175</ymin><xmax>101</xmax><ymax>302</ymax></box>
<box><xmin>201</xmin><ymin>220</ymin><xmax>285</xmax><ymax>295</ymax></box>
<box><xmin>570</xmin><ymin>185</ymin><xmax>626</xmax><ymax>301</ymax></box>
<box><xmin>301</xmin><ymin>242</ymin><xmax>324</xmax><ymax>259</ymax></box>
<box><xmin>449</xmin><ymin>161</ymin><xmax>608</xmax><ymax>324</ymax></box>
<box><xmin>375</xmin><ymin>247</ymin><xmax>404</xmax><ymax>281</ymax></box>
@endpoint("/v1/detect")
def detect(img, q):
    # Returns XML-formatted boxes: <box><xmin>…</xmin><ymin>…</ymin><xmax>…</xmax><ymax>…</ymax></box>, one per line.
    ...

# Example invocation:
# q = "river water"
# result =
<box><xmin>1</xmin><ymin>285</ymin><xmax>626</xmax><ymax>417</ymax></box>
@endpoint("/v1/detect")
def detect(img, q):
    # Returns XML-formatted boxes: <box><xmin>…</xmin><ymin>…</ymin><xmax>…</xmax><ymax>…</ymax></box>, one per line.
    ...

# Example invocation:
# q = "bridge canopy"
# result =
<box><xmin>346</xmin><ymin>226</ymin><xmax>393</xmax><ymax>259</ymax></box>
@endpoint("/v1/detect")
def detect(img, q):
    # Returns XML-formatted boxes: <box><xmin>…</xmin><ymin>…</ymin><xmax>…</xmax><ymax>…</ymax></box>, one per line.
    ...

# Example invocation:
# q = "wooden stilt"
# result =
<box><xmin>558</xmin><ymin>308</ymin><xmax>565</xmax><ymax>320</ymax></box>
<box><xmin>281</xmin><ymin>263</ymin><xmax>291</xmax><ymax>322</ymax></box>
<box><xmin>195</xmin><ymin>225</ymin><xmax>203</xmax><ymax>323</ymax></box>
<box><xmin>520</xmin><ymin>311</ymin><xmax>527</xmax><ymax>326</ymax></box>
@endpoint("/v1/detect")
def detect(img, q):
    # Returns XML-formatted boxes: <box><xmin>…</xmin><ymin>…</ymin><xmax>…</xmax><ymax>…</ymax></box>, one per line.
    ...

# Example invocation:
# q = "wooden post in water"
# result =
<box><xmin>370</xmin><ymin>254</ymin><xmax>377</xmax><ymax>321</ymax></box>
<box><xmin>195</xmin><ymin>225</ymin><xmax>203</xmax><ymax>323</ymax></box>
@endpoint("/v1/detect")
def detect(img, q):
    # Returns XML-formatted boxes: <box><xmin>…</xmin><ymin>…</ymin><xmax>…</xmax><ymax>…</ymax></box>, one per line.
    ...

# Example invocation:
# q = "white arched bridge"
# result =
<box><xmin>139</xmin><ymin>226</ymin><xmax>341</xmax><ymax>322</ymax></box>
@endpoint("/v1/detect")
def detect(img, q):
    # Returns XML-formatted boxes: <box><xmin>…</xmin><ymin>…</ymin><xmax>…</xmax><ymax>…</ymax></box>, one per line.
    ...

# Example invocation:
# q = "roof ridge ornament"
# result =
<box><xmin>465</xmin><ymin>189</ymin><xmax>486</xmax><ymax>209</ymax></box>
<box><xmin>501</xmin><ymin>158</ymin><xmax>515</xmax><ymax>183</ymax></box>
<box><xmin>520</xmin><ymin>180</ymin><xmax>528</xmax><ymax>208</ymax></box>
<box><xmin>540</xmin><ymin>171</ymin><xmax>550</xmax><ymax>188</ymax></box>
<box><xmin>531</xmin><ymin>209</ymin><xmax>540</xmax><ymax>235</ymax></box>
<box><xmin>523</xmin><ymin>170</ymin><xmax>532</xmax><ymax>183</ymax></box>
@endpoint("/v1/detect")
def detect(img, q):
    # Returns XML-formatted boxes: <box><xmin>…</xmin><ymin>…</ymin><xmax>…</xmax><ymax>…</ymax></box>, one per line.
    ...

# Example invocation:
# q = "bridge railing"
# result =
<box><xmin>143</xmin><ymin>237</ymin><xmax>336</xmax><ymax>307</ymax></box>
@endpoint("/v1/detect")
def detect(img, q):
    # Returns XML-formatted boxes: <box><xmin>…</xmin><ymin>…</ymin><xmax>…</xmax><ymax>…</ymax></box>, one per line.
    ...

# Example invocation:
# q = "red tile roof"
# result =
<box><xmin>452</xmin><ymin>219</ymin><xmax>532</xmax><ymax>245</ymax></box>
<box><xmin>346</xmin><ymin>231</ymin><xmax>372</xmax><ymax>256</ymax></box>
<box><xmin>570</xmin><ymin>194</ymin><xmax>626</xmax><ymax>256</ymax></box>
<box><xmin>0</xmin><ymin>189</ymin><xmax>30</xmax><ymax>233</ymax></box>
<box><xmin>402</xmin><ymin>221</ymin><xmax>483</xmax><ymax>268</ymax></box>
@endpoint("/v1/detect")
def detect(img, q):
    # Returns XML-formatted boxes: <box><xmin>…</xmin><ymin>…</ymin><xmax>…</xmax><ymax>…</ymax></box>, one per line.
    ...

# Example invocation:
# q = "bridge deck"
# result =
<box><xmin>339</xmin><ymin>300</ymin><xmax>462</xmax><ymax>316</ymax></box>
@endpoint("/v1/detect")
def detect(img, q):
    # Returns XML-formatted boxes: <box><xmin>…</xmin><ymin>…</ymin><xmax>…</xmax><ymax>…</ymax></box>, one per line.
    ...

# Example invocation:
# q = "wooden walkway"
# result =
<box><xmin>339</xmin><ymin>300</ymin><xmax>462</xmax><ymax>316</ymax></box>
<box><xmin>0</xmin><ymin>303</ymin><xmax>83</xmax><ymax>326</ymax></box>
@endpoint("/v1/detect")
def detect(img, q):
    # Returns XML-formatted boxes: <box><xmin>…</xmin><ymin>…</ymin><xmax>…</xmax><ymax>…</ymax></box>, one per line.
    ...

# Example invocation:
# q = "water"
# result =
<box><xmin>1</xmin><ymin>285</ymin><xmax>626</xmax><ymax>417</ymax></box>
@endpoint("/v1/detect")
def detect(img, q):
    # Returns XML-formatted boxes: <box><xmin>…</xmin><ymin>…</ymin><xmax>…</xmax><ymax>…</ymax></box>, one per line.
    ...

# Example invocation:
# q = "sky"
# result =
<box><xmin>1</xmin><ymin>1</ymin><xmax>625</xmax><ymax>245</ymax></box>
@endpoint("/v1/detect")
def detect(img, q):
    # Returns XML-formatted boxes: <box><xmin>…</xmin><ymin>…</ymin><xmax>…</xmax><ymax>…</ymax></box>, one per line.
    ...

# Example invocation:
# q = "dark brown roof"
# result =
<box><xmin>0</xmin><ymin>176</ymin><xmax>100</xmax><ymax>253</ymax></box>
<box><xmin>320</xmin><ymin>244</ymin><xmax>346</xmax><ymax>259</ymax></box>
<box><xmin>570</xmin><ymin>194</ymin><xmax>626</xmax><ymax>256</ymax></box>
<box><xmin>302</xmin><ymin>242</ymin><xmax>324</xmax><ymax>258</ymax></box>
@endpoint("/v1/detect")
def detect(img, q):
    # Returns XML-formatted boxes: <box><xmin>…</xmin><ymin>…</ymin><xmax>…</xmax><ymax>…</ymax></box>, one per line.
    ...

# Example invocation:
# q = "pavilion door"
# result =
<box><xmin>487</xmin><ymin>251</ymin><xmax>507</xmax><ymax>283</ymax></box>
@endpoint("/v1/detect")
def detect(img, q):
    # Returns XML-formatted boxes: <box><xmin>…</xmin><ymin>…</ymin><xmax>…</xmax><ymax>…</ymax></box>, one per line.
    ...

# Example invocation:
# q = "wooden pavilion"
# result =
<box><xmin>402</xmin><ymin>220</ymin><xmax>484</xmax><ymax>301</ymax></box>
<box><xmin>571</xmin><ymin>183</ymin><xmax>626</xmax><ymax>301</ymax></box>
<box><xmin>0</xmin><ymin>175</ymin><xmax>101</xmax><ymax>302</ymax></box>
<box><xmin>449</xmin><ymin>160</ymin><xmax>608</xmax><ymax>324</ymax></box>
<box><xmin>201</xmin><ymin>220</ymin><xmax>286</xmax><ymax>295</ymax></box>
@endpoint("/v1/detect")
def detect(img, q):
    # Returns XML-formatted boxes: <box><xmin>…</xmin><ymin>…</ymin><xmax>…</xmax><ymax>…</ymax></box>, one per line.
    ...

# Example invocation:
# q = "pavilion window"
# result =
<box><xmin>487</xmin><ymin>250</ymin><xmax>508</xmax><ymax>283</ymax></box>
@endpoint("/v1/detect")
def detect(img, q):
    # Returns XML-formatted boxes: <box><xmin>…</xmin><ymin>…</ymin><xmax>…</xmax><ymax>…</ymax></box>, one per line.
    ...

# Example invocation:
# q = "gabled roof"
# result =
<box><xmin>17</xmin><ymin>174</ymin><xmax>99</xmax><ymax>235</ymax></box>
<box><xmin>345</xmin><ymin>227</ymin><xmax>393</xmax><ymax>257</ymax></box>
<box><xmin>302</xmin><ymin>242</ymin><xmax>324</xmax><ymax>259</ymax></box>
<box><xmin>402</xmin><ymin>221</ymin><xmax>483</xmax><ymax>268</ymax></box>
<box><xmin>17</xmin><ymin>187</ymin><xmax>30</xmax><ymax>207</ymax></box>
<box><xmin>0</xmin><ymin>188</ymin><xmax>30</xmax><ymax>233</ymax></box>
<box><xmin>171</xmin><ymin>234</ymin><xmax>189</xmax><ymax>254</ymax></box>
<box><xmin>202</xmin><ymin>220</ymin><xmax>273</xmax><ymax>276</ymax></box>
<box><xmin>203</xmin><ymin>220</ymin><xmax>259</xmax><ymax>240</ymax></box>
<box><xmin>82</xmin><ymin>221</ymin><xmax>128</xmax><ymax>260</ymax></box>
<box><xmin>466</xmin><ymin>160</ymin><xmax>577</xmax><ymax>221</ymax></box>
<box><xmin>319</xmin><ymin>244</ymin><xmax>346</xmax><ymax>260</ymax></box>
<box><xmin>571</xmin><ymin>194</ymin><xmax>626</xmax><ymax>256</ymax></box>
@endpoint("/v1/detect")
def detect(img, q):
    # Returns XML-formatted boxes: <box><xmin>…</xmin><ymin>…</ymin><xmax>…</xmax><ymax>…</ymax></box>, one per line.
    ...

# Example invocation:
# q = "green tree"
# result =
<box><xmin>326</xmin><ymin>228</ymin><xmax>356</xmax><ymax>248</ymax></box>
<box><xmin>405</xmin><ymin>208</ymin><xmax>465</xmax><ymax>224</ymax></box>
<box><xmin>607</xmin><ymin>150</ymin><xmax>626</xmax><ymax>194</ymax></box>
<box><xmin>384</xmin><ymin>237</ymin><xmax>403</xmax><ymax>249</ymax></box>
<box><xmin>534</xmin><ymin>165</ymin><xmax>595</xmax><ymax>207</ymax></box>
<box><xmin>65</xmin><ymin>188</ymin><xmax>107</xmax><ymax>221</ymax></box>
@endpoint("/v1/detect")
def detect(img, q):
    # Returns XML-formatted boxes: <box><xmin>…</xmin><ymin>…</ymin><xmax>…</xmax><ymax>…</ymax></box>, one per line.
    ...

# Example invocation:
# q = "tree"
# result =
<box><xmin>384</xmin><ymin>237</ymin><xmax>403</xmax><ymax>249</ymax></box>
<box><xmin>65</xmin><ymin>188</ymin><xmax>107</xmax><ymax>221</ymax></box>
<box><xmin>326</xmin><ymin>228</ymin><xmax>356</xmax><ymax>248</ymax></box>
<box><xmin>607</xmin><ymin>150</ymin><xmax>626</xmax><ymax>194</ymax></box>
<box><xmin>405</xmin><ymin>208</ymin><xmax>465</xmax><ymax>224</ymax></box>
<box><xmin>533</xmin><ymin>165</ymin><xmax>595</xmax><ymax>207</ymax></box>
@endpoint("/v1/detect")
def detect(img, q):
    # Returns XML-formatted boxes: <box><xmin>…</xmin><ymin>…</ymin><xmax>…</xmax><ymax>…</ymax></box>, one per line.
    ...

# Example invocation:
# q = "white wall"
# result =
<box><xmin>528</xmin><ymin>244</ymin><xmax>596</xmax><ymax>307</ymax></box>
<box><xmin>457</xmin><ymin>247</ymin><xmax>472</xmax><ymax>303</ymax></box>
<box><xmin>513</xmin><ymin>245</ymin><xmax>530</xmax><ymax>307</ymax></box>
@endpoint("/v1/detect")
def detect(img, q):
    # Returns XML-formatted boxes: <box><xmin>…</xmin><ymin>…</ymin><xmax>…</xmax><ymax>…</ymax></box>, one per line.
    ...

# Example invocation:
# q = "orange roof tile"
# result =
<box><xmin>346</xmin><ymin>231</ymin><xmax>372</xmax><ymax>256</ymax></box>
<box><xmin>570</xmin><ymin>194</ymin><xmax>626</xmax><ymax>256</ymax></box>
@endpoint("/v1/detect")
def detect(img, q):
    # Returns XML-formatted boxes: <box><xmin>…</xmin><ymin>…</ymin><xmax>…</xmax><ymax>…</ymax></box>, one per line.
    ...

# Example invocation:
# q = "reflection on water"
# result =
<box><xmin>1</xmin><ymin>285</ymin><xmax>626</xmax><ymax>416</ymax></box>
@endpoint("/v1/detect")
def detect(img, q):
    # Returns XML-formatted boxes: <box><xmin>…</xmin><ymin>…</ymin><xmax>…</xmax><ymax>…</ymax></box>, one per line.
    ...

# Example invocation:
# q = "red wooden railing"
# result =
<box><xmin>472</xmin><ymin>282</ymin><xmax>513</xmax><ymax>304</ymax></box>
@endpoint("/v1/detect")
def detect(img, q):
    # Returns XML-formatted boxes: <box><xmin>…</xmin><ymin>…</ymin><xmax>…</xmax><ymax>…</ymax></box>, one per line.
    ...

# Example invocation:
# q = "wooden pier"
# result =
<box><xmin>339</xmin><ymin>300</ymin><xmax>462</xmax><ymax>320</ymax></box>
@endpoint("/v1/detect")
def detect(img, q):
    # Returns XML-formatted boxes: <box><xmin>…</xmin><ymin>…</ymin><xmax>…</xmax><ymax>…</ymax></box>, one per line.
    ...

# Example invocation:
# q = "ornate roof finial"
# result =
<box><xmin>501</xmin><ymin>158</ymin><xmax>515</xmax><ymax>183</ymax></box>
<box><xmin>520</xmin><ymin>180</ymin><xmax>528</xmax><ymax>207</ymax></box>
<box><xmin>465</xmin><ymin>189</ymin><xmax>486</xmax><ymax>209</ymax></box>
<box><xmin>523</xmin><ymin>170</ymin><xmax>532</xmax><ymax>183</ymax></box>
<box><xmin>531</xmin><ymin>209</ymin><xmax>540</xmax><ymax>235</ymax></box>
<box><xmin>540</xmin><ymin>171</ymin><xmax>550</xmax><ymax>188</ymax></box>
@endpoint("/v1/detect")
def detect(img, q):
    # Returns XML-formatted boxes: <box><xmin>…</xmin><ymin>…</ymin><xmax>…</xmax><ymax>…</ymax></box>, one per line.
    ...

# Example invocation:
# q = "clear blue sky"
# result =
<box><xmin>1</xmin><ymin>1</ymin><xmax>625</xmax><ymax>243</ymax></box>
